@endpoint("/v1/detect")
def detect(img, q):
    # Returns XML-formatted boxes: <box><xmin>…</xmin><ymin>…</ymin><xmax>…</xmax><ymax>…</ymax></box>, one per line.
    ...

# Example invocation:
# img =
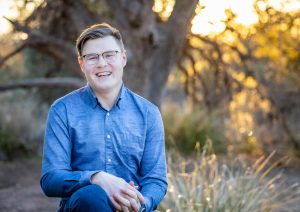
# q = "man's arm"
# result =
<box><xmin>40</xmin><ymin>104</ymin><xmax>98</xmax><ymax>197</ymax></box>
<box><xmin>139</xmin><ymin>106</ymin><xmax>168</xmax><ymax>211</ymax></box>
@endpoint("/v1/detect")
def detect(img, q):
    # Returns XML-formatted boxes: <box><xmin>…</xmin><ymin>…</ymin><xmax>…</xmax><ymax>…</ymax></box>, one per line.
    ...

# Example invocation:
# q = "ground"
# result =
<box><xmin>0</xmin><ymin>158</ymin><xmax>299</xmax><ymax>211</ymax></box>
<box><xmin>0</xmin><ymin>159</ymin><xmax>59</xmax><ymax>212</ymax></box>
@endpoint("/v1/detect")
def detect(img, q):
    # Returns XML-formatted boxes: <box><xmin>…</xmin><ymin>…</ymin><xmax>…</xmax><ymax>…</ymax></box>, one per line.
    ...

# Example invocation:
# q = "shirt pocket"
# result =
<box><xmin>119</xmin><ymin>133</ymin><xmax>144</xmax><ymax>170</ymax></box>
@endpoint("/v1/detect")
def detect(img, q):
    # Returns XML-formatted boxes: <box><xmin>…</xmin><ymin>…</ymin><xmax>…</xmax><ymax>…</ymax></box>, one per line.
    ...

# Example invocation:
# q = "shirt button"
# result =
<box><xmin>107</xmin><ymin>112</ymin><xmax>110</xmax><ymax>116</ymax></box>
<box><xmin>107</xmin><ymin>134</ymin><xmax>111</xmax><ymax>139</ymax></box>
<box><xmin>108</xmin><ymin>159</ymin><xmax>112</xmax><ymax>162</ymax></box>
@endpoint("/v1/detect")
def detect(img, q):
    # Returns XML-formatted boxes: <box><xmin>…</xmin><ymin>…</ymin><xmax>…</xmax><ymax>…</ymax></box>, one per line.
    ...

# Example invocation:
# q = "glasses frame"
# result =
<box><xmin>82</xmin><ymin>50</ymin><xmax>120</xmax><ymax>65</ymax></box>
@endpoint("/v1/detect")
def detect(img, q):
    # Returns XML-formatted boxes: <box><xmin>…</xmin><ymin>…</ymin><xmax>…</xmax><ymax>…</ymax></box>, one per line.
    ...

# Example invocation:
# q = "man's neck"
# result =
<box><xmin>94</xmin><ymin>84</ymin><xmax>122</xmax><ymax>111</ymax></box>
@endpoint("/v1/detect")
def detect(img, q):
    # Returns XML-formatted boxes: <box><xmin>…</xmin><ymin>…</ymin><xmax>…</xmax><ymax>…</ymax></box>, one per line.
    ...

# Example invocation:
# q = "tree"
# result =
<box><xmin>0</xmin><ymin>0</ymin><xmax>198</xmax><ymax>106</ymax></box>
<box><xmin>177</xmin><ymin>0</ymin><xmax>300</xmax><ymax>154</ymax></box>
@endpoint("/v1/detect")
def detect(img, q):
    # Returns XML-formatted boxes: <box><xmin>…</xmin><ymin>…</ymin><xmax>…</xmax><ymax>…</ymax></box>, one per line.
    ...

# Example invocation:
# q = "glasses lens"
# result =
<box><xmin>83</xmin><ymin>51</ymin><xmax>119</xmax><ymax>65</ymax></box>
<box><xmin>84</xmin><ymin>54</ymin><xmax>99</xmax><ymax>65</ymax></box>
<box><xmin>103</xmin><ymin>51</ymin><xmax>118</xmax><ymax>63</ymax></box>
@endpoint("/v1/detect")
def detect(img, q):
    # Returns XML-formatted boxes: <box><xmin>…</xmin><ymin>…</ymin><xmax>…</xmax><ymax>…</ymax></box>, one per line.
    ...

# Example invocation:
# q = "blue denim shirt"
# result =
<box><xmin>40</xmin><ymin>84</ymin><xmax>168</xmax><ymax>211</ymax></box>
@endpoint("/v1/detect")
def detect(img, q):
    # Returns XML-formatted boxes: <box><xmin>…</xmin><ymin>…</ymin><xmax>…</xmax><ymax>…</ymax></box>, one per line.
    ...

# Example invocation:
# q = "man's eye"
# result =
<box><xmin>87</xmin><ymin>55</ymin><xmax>98</xmax><ymax>60</ymax></box>
<box><xmin>104</xmin><ymin>53</ymin><xmax>114</xmax><ymax>58</ymax></box>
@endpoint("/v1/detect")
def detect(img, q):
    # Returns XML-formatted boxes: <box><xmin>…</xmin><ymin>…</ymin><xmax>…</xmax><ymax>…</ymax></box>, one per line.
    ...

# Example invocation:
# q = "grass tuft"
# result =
<box><xmin>159</xmin><ymin>141</ymin><xmax>300</xmax><ymax>211</ymax></box>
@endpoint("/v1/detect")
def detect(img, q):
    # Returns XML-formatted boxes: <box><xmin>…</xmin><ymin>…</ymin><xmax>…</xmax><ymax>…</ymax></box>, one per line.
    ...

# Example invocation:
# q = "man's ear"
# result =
<box><xmin>122</xmin><ymin>51</ymin><xmax>127</xmax><ymax>67</ymax></box>
<box><xmin>78</xmin><ymin>57</ymin><xmax>84</xmax><ymax>71</ymax></box>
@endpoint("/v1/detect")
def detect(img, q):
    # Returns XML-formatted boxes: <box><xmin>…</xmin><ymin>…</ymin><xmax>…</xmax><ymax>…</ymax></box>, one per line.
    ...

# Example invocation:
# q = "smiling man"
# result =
<box><xmin>40</xmin><ymin>23</ymin><xmax>168</xmax><ymax>212</ymax></box>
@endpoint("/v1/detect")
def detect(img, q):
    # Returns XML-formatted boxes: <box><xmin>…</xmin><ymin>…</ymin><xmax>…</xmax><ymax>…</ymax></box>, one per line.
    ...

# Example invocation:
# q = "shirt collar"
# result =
<box><xmin>86</xmin><ymin>84</ymin><xmax>98</xmax><ymax>109</ymax></box>
<box><xmin>116</xmin><ymin>83</ymin><xmax>126</xmax><ymax>109</ymax></box>
<box><xmin>85</xmin><ymin>83</ymin><xmax>126</xmax><ymax>110</ymax></box>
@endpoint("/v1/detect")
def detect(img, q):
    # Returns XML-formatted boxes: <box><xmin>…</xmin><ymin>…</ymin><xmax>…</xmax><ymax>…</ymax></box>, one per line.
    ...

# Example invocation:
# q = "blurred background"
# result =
<box><xmin>0</xmin><ymin>0</ymin><xmax>300</xmax><ymax>211</ymax></box>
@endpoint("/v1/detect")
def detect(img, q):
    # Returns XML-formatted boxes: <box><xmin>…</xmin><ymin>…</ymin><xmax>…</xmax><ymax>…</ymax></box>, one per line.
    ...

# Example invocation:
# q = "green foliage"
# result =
<box><xmin>0</xmin><ymin>90</ymin><xmax>48</xmax><ymax>160</ymax></box>
<box><xmin>159</xmin><ymin>144</ymin><xmax>300</xmax><ymax>211</ymax></box>
<box><xmin>164</xmin><ymin>108</ymin><xmax>227</xmax><ymax>155</ymax></box>
<box><xmin>0</xmin><ymin>125</ymin><xmax>30</xmax><ymax>161</ymax></box>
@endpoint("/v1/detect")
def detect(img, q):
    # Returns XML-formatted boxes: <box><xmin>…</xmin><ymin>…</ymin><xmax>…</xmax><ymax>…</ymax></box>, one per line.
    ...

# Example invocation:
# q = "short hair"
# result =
<box><xmin>76</xmin><ymin>23</ymin><xmax>124</xmax><ymax>57</ymax></box>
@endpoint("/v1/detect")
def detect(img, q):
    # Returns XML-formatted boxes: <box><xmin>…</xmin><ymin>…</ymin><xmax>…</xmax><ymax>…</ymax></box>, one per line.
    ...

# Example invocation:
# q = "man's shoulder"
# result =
<box><xmin>124</xmin><ymin>87</ymin><xmax>159</xmax><ymax>111</ymax></box>
<box><xmin>51</xmin><ymin>86</ymin><xmax>87</xmax><ymax>109</ymax></box>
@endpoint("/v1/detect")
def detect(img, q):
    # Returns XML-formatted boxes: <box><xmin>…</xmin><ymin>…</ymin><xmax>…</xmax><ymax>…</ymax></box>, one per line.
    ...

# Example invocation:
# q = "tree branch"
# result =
<box><xmin>4</xmin><ymin>17</ymin><xmax>77</xmax><ymax>58</ymax></box>
<box><xmin>4</xmin><ymin>16</ymin><xmax>80</xmax><ymax>73</ymax></box>
<box><xmin>0</xmin><ymin>77</ymin><xmax>85</xmax><ymax>91</ymax></box>
<box><xmin>0</xmin><ymin>42</ymin><xmax>27</xmax><ymax>67</ymax></box>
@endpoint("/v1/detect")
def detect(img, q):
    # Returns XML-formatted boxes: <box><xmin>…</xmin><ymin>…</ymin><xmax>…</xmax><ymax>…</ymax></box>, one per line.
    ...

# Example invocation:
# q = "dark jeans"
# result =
<box><xmin>61</xmin><ymin>185</ymin><xmax>115</xmax><ymax>212</ymax></box>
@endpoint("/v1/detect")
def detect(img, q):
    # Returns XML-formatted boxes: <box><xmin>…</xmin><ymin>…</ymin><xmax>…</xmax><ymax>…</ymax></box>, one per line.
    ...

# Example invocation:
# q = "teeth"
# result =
<box><xmin>96</xmin><ymin>72</ymin><xmax>111</xmax><ymax>77</ymax></box>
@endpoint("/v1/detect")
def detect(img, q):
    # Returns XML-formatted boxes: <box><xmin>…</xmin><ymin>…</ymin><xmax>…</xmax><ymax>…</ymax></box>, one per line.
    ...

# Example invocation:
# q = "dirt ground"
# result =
<box><xmin>0</xmin><ymin>159</ymin><xmax>300</xmax><ymax>212</ymax></box>
<box><xmin>0</xmin><ymin>159</ymin><xmax>59</xmax><ymax>212</ymax></box>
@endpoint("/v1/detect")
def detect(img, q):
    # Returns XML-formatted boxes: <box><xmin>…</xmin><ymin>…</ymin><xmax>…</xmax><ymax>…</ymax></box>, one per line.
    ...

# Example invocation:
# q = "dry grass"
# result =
<box><xmin>159</xmin><ymin>142</ymin><xmax>300</xmax><ymax>212</ymax></box>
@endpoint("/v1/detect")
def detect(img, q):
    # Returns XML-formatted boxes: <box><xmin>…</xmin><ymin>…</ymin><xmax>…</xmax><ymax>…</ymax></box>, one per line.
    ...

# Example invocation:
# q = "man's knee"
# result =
<box><xmin>65</xmin><ymin>185</ymin><xmax>114</xmax><ymax>211</ymax></box>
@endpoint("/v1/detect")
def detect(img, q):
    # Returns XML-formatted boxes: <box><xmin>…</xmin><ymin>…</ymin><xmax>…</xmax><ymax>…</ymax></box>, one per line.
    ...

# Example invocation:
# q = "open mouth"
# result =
<box><xmin>95</xmin><ymin>72</ymin><xmax>112</xmax><ymax>78</ymax></box>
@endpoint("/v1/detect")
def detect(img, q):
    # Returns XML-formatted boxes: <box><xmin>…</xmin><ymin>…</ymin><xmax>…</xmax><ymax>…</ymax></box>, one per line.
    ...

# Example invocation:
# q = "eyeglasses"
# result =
<box><xmin>82</xmin><ymin>50</ymin><xmax>120</xmax><ymax>65</ymax></box>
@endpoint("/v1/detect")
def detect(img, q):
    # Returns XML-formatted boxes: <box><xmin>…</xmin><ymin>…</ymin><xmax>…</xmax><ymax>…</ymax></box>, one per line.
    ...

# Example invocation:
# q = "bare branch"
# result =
<box><xmin>4</xmin><ymin>16</ymin><xmax>77</xmax><ymax>58</ymax></box>
<box><xmin>0</xmin><ymin>42</ymin><xmax>27</xmax><ymax>67</ymax></box>
<box><xmin>4</xmin><ymin>16</ymin><xmax>80</xmax><ymax>73</ymax></box>
<box><xmin>0</xmin><ymin>77</ymin><xmax>85</xmax><ymax>92</ymax></box>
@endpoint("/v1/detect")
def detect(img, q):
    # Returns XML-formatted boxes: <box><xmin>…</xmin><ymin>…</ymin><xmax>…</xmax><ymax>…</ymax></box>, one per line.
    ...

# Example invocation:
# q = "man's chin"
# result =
<box><xmin>94</xmin><ymin>84</ymin><xmax>115</xmax><ymax>93</ymax></box>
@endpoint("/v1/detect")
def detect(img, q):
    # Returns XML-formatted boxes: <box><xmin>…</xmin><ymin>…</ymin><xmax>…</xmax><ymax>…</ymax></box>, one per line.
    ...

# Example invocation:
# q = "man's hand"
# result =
<box><xmin>91</xmin><ymin>172</ymin><xmax>144</xmax><ymax>211</ymax></box>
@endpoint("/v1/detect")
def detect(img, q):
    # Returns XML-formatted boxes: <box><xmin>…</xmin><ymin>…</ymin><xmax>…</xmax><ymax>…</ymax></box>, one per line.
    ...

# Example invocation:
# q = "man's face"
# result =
<box><xmin>79</xmin><ymin>36</ymin><xmax>126</xmax><ymax>95</ymax></box>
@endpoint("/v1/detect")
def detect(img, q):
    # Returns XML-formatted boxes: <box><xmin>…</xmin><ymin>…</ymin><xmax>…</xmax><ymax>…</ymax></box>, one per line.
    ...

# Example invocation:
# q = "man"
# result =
<box><xmin>40</xmin><ymin>23</ymin><xmax>168</xmax><ymax>212</ymax></box>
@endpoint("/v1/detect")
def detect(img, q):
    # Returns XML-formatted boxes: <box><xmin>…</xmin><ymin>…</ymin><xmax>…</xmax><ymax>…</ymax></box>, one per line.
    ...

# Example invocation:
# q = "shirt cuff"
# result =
<box><xmin>79</xmin><ymin>170</ymin><xmax>100</xmax><ymax>186</ymax></box>
<box><xmin>144</xmin><ymin>197</ymin><xmax>152</xmax><ymax>212</ymax></box>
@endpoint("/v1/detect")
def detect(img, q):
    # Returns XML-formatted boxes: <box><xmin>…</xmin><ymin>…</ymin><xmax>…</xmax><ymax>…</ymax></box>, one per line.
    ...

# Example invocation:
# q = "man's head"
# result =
<box><xmin>76</xmin><ymin>23</ymin><xmax>127</xmax><ymax>96</ymax></box>
<box><xmin>76</xmin><ymin>23</ymin><xmax>124</xmax><ymax>57</ymax></box>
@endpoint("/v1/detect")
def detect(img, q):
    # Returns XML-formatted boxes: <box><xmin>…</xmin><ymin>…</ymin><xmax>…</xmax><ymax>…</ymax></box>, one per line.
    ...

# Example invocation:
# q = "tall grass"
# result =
<box><xmin>159</xmin><ymin>141</ymin><xmax>300</xmax><ymax>212</ymax></box>
<box><xmin>0</xmin><ymin>90</ymin><xmax>48</xmax><ymax>159</ymax></box>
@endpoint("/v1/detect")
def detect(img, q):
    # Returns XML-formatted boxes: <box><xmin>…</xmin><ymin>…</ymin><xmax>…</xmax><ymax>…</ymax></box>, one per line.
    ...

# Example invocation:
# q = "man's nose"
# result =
<box><xmin>96</xmin><ymin>55</ymin><xmax>108</xmax><ymax>66</ymax></box>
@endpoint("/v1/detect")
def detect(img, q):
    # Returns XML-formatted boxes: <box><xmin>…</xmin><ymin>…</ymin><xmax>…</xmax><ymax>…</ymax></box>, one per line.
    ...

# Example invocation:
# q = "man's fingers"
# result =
<box><xmin>126</xmin><ymin>183</ymin><xmax>145</xmax><ymax>204</ymax></box>
<box><xmin>113</xmin><ymin>193</ymin><xmax>131</xmax><ymax>208</ymax></box>
<box><xmin>110</xmin><ymin>196</ymin><xmax>122</xmax><ymax>211</ymax></box>
<box><xmin>135</xmin><ymin>190</ymin><xmax>144</xmax><ymax>204</ymax></box>
<box><xmin>127</xmin><ymin>196</ymin><xmax>139</xmax><ymax>212</ymax></box>
<box><xmin>121</xmin><ymin>187</ymin><xmax>138</xmax><ymax>199</ymax></box>
<box><xmin>121</xmin><ymin>206</ymin><xmax>130</xmax><ymax>212</ymax></box>
<box><xmin>129</xmin><ymin>181</ymin><xmax>135</xmax><ymax>187</ymax></box>
<box><xmin>129</xmin><ymin>187</ymin><xmax>144</xmax><ymax>204</ymax></box>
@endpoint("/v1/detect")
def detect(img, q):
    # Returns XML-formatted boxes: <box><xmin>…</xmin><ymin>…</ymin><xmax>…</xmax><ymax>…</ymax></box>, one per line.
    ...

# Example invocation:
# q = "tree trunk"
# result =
<box><xmin>108</xmin><ymin>0</ymin><xmax>198</xmax><ymax>106</ymax></box>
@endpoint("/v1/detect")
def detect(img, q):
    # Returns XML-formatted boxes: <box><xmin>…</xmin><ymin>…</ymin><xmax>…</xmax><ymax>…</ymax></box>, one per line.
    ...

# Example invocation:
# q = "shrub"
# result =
<box><xmin>163</xmin><ymin>108</ymin><xmax>227</xmax><ymax>155</ymax></box>
<box><xmin>0</xmin><ymin>124</ymin><xmax>30</xmax><ymax>160</ymax></box>
<box><xmin>159</xmin><ymin>144</ymin><xmax>300</xmax><ymax>211</ymax></box>
<box><xmin>0</xmin><ymin>90</ymin><xmax>48</xmax><ymax>160</ymax></box>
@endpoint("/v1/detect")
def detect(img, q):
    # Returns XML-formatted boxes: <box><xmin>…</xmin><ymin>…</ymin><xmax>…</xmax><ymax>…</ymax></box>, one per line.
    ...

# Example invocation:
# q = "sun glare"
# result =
<box><xmin>192</xmin><ymin>0</ymin><xmax>300</xmax><ymax>35</ymax></box>
<box><xmin>0</xmin><ymin>0</ymin><xmax>18</xmax><ymax>33</ymax></box>
<box><xmin>192</xmin><ymin>0</ymin><xmax>258</xmax><ymax>35</ymax></box>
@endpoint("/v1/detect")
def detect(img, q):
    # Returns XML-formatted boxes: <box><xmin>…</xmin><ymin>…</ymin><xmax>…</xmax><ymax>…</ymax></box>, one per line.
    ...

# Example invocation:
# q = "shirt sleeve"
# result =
<box><xmin>139</xmin><ymin>106</ymin><xmax>168</xmax><ymax>211</ymax></box>
<box><xmin>40</xmin><ymin>103</ymin><xmax>99</xmax><ymax>197</ymax></box>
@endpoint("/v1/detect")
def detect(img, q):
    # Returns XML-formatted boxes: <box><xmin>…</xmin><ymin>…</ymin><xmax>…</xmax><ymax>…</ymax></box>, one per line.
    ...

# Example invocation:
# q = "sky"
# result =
<box><xmin>0</xmin><ymin>0</ymin><xmax>300</xmax><ymax>35</ymax></box>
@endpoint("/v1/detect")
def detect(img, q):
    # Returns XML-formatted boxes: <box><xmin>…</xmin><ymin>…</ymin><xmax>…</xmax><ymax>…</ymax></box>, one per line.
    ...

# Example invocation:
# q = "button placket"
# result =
<box><xmin>105</xmin><ymin>111</ymin><xmax>113</xmax><ymax>171</ymax></box>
